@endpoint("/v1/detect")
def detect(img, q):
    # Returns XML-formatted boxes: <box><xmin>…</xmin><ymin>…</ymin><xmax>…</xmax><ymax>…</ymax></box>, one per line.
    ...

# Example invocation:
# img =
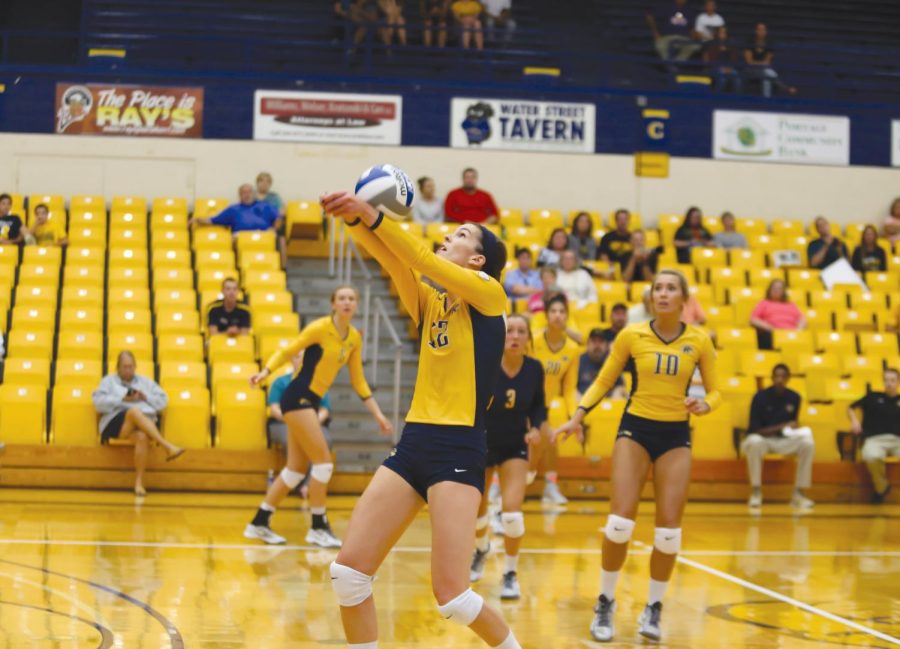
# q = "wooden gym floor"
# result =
<box><xmin>0</xmin><ymin>489</ymin><xmax>897</xmax><ymax>648</ymax></box>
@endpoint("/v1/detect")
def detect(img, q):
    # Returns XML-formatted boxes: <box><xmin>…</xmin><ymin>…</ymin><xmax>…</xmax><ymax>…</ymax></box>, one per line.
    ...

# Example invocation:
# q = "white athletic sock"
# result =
<box><xmin>600</xmin><ymin>569</ymin><xmax>620</xmax><ymax>600</ymax></box>
<box><xmin>545</xmin><ymin>471</ymin><xmax>558</xmax><ymax>484</ymax></box>
<box><xmin>311</xmin><ymin>506</ymin><xmax>326</xmax><ymax>515</ymax></box>
<box><xmin>504</xmin><ymin>553</ymin><xmax>519</xmax><ymax>573</ymax></box>
<box><xmin>647</xmin><ymin>578</ymin><xmax>669</xmax><ymax>605</ymax></box>
<box><xmin>492</xmin><ymin>631</ymin><xmax>521</xmax><ymax>649</ymax></box>
<box><xmin>525</xmin><ymin>470</ymin><xmax>537</xmax><ymax>485</ymax></box>
<box><xmin>260</xmin><ymin>502</ymin><xmax>276</xmax><ymax>512</ymax></box>
<box><xmin>476</xmin><ymin>534</ymin><xmax>490</xmax><ymax>553</ymax></box>
<box><xmin>348</xmin><ymin>642</ymin><xmax>378</xmax><ymax>649</ymax></box>
<box><xmin>491</xmin><ymin>473</ymin><xmax>500</xmax><ymax>487</ymax></box>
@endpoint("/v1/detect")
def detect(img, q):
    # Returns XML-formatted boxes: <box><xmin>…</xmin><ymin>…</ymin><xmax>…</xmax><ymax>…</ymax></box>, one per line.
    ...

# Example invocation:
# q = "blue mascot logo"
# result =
<box><xmin>462</xmin><ymin>101</ymin><xmax>494</xmax><ymax>146</ymax></box>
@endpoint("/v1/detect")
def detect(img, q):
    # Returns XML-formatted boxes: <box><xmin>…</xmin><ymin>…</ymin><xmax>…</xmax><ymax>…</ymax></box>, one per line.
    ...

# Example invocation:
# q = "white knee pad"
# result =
<box><xmin>603</xmin><ymin>514</ymin><xmax>635</xmax><ymax>544</ymax></box>
<box><xmin>654</xmin><ymin>527</ymin><xmax>682</xmax><ymax>555</ymax></box>
<box><xmin>475</xmin><ymin>514</ymin><xmax>489</xmax><ymax>531</ymax></box>
<box><xmin>311</xmin><ymin>462</ymin><xmax>334</xmax><ymax>484</ymax></box>
<box><xmin>330</xmin><ymin>561</ymin><xmax>374</xmax><ymax>607</ymax></box>
<box><xmin>437</xmin><ymin>588</ymin><xmax>484</xmax><ymax>626</ymax></box>
<box><xmin>280</xmin><ymin>467</ymin><xmax>305</xmax><ymax>489</ymax></box>
<box><xmin>501</xmin><ymin>511</ymin><xmax>525</xmax><ymax>538</ymax></box>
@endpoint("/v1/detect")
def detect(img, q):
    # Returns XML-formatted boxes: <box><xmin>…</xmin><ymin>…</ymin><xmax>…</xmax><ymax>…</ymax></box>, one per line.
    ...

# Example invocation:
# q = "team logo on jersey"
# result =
<box><xmin>298</xmin><ymin>398</ymin><xmax>311</xmax><ymax>407</ymax></box>
<box><xmin>682</xmin><ymin>345</ymin><xmax>694</xmax><ymax>354</ymax></box>
<box><xmin>785</xmin><ymin>404</ymin><xmax>795</xmax><ymax>413</ymax></box>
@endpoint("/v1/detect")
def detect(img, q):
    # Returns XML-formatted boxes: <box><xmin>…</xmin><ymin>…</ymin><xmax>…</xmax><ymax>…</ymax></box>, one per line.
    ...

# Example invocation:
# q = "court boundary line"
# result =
<box><xmin>633</xmin><ymin>541</ymin><xmax>900</xmax><ymax>646</ymax></box>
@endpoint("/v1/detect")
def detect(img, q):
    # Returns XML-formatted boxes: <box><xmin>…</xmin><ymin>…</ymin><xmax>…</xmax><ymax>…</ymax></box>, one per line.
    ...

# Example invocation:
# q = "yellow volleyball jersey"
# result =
<box><xmin>349</xmin><ymin>215</ymin><xmax>507</xmax><ymax>428</ymax></box>
<box><xmin>531</xmin><ymin>332</ymin><xmax>580</xmax><ymax>417</ymax></box>
<box><xmin>579</xmin><ymin>321</ymin><xmax>721</xmax><ymax>422</ymax></box>
<box><xmin>264</xmin><ymin>315</ymin><xmax>371</xmax><ymax>399</ymax></box>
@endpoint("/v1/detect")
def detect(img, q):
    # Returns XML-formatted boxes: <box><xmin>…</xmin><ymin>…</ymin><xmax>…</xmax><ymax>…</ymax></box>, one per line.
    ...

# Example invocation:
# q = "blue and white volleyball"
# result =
<box><xmin>354</xmin><ymin>164</ymin><xmax>415</xmax><ymax>220</ymax></box>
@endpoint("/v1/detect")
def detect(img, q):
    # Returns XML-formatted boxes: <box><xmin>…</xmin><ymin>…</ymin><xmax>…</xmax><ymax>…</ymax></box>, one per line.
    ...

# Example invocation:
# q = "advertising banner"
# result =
<box><xmin>713</xmin><ymin>110</ymin><xmax>850</xmax><ymax>166</ymax></box>
<box><xmin>55</xmin><ymin>83</ymin><xmax>203</xmax><ymax>137</ymax></box>
<box><xmin>450</xmin><ymin>97</ymin><xmax>595</xmax><ymax>153</ymax></box>
<box><xmin>253</xmin><ymin>90</ymin><xmax>402</xmax><ymax>145</ymax></box>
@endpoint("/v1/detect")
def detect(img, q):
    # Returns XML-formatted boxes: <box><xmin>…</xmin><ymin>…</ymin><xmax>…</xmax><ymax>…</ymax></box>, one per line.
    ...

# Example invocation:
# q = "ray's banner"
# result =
<box><xmin>55</xmin><ymin>83</ymin><xmax>204</xmax><ymax>137</ymax></box>
<box><xmin>635</xmin><ymin>108</ymin><xmax>670</xmax><ymax>177</ymax></box>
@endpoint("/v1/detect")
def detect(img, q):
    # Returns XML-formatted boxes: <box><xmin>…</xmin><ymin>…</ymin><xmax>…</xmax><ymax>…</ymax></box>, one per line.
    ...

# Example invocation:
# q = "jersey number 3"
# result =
<box><xmin>428</xmin><ymin>320</ymin><xmax>450</xmax><ymax>349</ymax></box>
<box><xmin>505</xmin><ymin>389</ymin><xmax>516</xmax><ymax>409</ymax></box>
<box><xmin>654</xmin><ymin>352</ymin><xmax>679</xmax><ymax>376</ymax></box>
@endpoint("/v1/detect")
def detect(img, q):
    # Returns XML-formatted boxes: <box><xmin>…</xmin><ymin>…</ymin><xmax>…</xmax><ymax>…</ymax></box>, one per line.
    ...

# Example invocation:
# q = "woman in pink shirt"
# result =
<box><xmin>750</xmin><ymin>279</ymin><xmax>805</xmax><ymax>349</ymax></box>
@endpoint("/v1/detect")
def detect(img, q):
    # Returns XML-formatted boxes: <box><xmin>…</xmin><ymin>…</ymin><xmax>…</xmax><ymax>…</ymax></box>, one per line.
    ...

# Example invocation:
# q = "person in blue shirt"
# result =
<box><xmin>504</xmin><ymin>247</ymin><xmax>542</xmax><ymax>301</ymax></box>
<box><xmin>190</xmin><ymin>183</ymin><xmax>281</xmax><ymax>233</ymax></box>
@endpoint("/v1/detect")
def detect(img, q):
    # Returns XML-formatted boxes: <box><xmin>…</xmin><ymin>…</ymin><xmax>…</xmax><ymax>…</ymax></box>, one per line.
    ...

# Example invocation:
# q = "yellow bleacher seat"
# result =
<box><xmin>108</xmin><ymin>307</ymin><xmax>153</xmax><ymax>335</ymax></box>
<box><xmin>499</xmin><ymin>207</ymin><xmax>524</xmax><ymax>228</ymax></box>
<box><xmin>797</xmin><ymin>353</ymin><xmax>842</xmax><ymax>401</ymax></box>
<box><xmin>109</xmin><ymin>227</ymin><xmax>148</xmax><ymax>248</ymax></box>
<box><xmin>22</xmin><ymin>246</ymin><xmax>62</xmax><ymax>266</ymax></box>
<box><xmin>747</xmin><ymin>267</ymin><xmax>786</xmax><ymax>290</ymax></box>
<box><xmin>802</xmin><ymin>307</ymin><xmax>833</xmax><ymax>332</ymax></box>
<box><xmin>106</xmin><ymin>332</ymin><xmax>153</xmax><ymax>364</ymax></box>
<box><xmin>157</xmin><ymin>334</ymin><xmax>204</xmax><ymax>363</ymax></box>
<box><xmin>243</xmin><ymin>269</ymin><xmax>287</xmax><ymax>292</ymax></box>
<box><xmin>852</xmin><ymin>290</ymin><xmax>889</xmax><ymax>312</ymax></box>
<box><xmin>108</xmin><ymin>248</ymin><xmax>148</xmax><ymax>270</ymax></box>
<box><xmin>828</xmin><ymin>377</ymin><xmax>866</xmax><ymax>407</ymax></box>
<box><xmin>18</xmin><ymin>264</ymin><xmax>60</xmax><ymax>289</ymax></box>
<box><xmin>717</xmin><ymin>327</ymin><xmax>758</xmax><ymax>352</ymax></box>
<box><xmin>396</xmin><ymin>222</ymin><xmax>424</xmax><ymax>239</ymax></box>
<box><xmin>705</xmin><ymin>304</ymin><xmax>736</xmax><ymax>329</ymax></box>
<box><xmin>710</xmin><ymin>267</ymin><xmax>747</xmax><ymax>303</ymax></box>
<box><xmin>239</xmin><ymin>250</ymin><xmax>280</xmax><ymax>272</ymax></box>
<box><xmin>842</xmin><ymin>355</ymin><xmax>884</xmax><ymax>391</ymax></box>
<box><xmin>258</xmin><ymin>334</ymin><xmax>293</xmax><ymax>364</ymax></box>
<box><xmin>196</xmin><ymin>269</ymin><xmax>231</xmax><ymax>293</ymax></box>
<box><xmin>529</xmin><ymin>208</ymin><xmax>564</xmax><ymax>233</ymax></box>
<box><xmin>107</xmin><ymin>267</ymin><xmax>149</xmax><ymax>292</ymax></box>
<box><xmin>797</xmin><ymin>403</ymin><xmax>841</xmax><ymax>462</ymax></box>
<box><xmin>249</xmin><ymin>290</ymin><xmax>292</xmax><ymax>314</ymax></box>
<box><xmin>770</xmin><ymin>219</ymin><xmax>804</xmax><ymax>238</ymax></box>
<box><xmin>107</xmin><ymin>287</ymin><xmax>151</xmax><ymax>310</ymax></box>
<box><xmin>195</xmin><ymin>249</ymin><xmax>236</xmax><ymax>272</ymax></box>
<box><xmin>215</xmin><ymin>386</ymin><xmax>266</xmax><ymax>449</ymax></box>
<box><xmin>11</xmin><ymin>305</ymin><xmax>55</xmax><ymax>332</ymax></box>
<box><xmin>815</xmin><ymin>330</ymin><xmax>857</xmax><ymax>355</ymax></box>
<box><xmin>254</xmin><ymin>312</ymin><xmax>299</xmax><ymax>338</ymax></box>
<box><xmin>628</xmin><ymin>281</ymin><xmax>651</xmax><ymax>303</ymax></box>
<box><xmin>858</xmin><ymin>332</ymin><xmax>899</xmax><ymax>359</ymax></box>
<box><xmin>151</xmin><ymin>210</ymin><xmax>189</xmax><ymax>232</ymax></box>
<box><xmin>153</xmin><ymin>230</ymin><xmax>190</xmax><ymax>251</ymax></box>
<box><xmin>6</xmin><ymin>329</ymin><xmax>53</xmax><ymax>360</ymax></box>
<box><xmin>594</xmin><ymin>281</ymin><xmax>628</xmax><ymax>304</ymax></box>
<box><xmin>208</xmin><ymin>335</ymin><xmax>255</xmax><ymax>364</ymax></box>
<box><xmin>714</xmin><ymin>347</ymin><xmax>738</xmax><ymax>377</ymax></box>
<box><xmin>69</xmin><ymin>208</ymin><xmax>106</xmax><ymax>228</ymax></box>
<box><xmin>0</xmin><ymin>384</ymin><xmax>46</xmax><ymax>443</ymax></box>
<box><xmin>747</xmin><ymin>233</ymin><xmax>784</xmax><ymax>254</ymax></box>
<box><xmin>160</xmin><ymin>361</ymin><xmax>208</xmax><ymax>389</ymax></box>
<box><xmin>161</xmin><ymin>386</ymin><xmax>211</xmax><ymax>448</ymax></box>
<box><xmin>0</xmin><ymin>243</ymin><xmax>19</xmax><ymax>267</ymax></box>
<box><xmin>426</xmin><ymin>222</ymin><xmax>454</xmax><ymax>245</ymax></box>
<box><xmin>661</xmin><ymin>262</ymin><xmax>698</xmax><ymax>284</ymax></box>
<box><xmin>66</xmin><ymin>246</ymin><xmax>105</xmax><ymax>269</ymax></box>
<box><xmin>738</xmin><ymin>350</ymin><xmax>783</xmax><ymax>378</ymax></box>
<box><xmin>835</xmin><ymin>307</ymin><xmax>877</xmax><ymax>332</ymax></box>
<box><xmin>57</xmin><ymin>331</ymin><xmax>102</xmax><ymax>361</ymax></box>
<box><xmin>152</xmin><ymin>267</ymin><xmax>192</xmax><ymax>291</ymax></box>
<box><xmin>730</xmin><ymin>287</ymin><xmax>766</xmax><ymax>324</ymax></box>
<box><xmin>701</xmin><ymin>215</ymin><xmax>722</xmax><ymax>234</ymax></box>
<box><xmin>691</xmin><ymin>402</ymin><xmax>736</xmax><ymax>459</ymax></box>
<box><xmin>808</xmin><ymin>290</ymin><xmax>843</xmax><ymax>311</ymax></box>
<box><xmin>582</xmin><ymin>399</ymin><xmax>626</xmax><ymax>457</ymax></box>
<box><xmin>734</xmin><ymin>218</ymin><xmax>768</xmax><ymax>236</ymax></box>
<box><xmin>15</xmin><ymin>284</ymin><xmax>58</xmax><ymax>309</ymax></box>
<box><xmin>865</xmin><ymin>271</ymin><xmax>898</xmax><ymax>293</ymax></box>
<box><xmin>111</xmin><ymin>195</ymin><xmax>147</xmax><ymax>214</ymax></box>
<box><xmin>772</xmin><ymin>330</ymin><xmax>814</xmax><ymax>370</ymax></box>
<box><xmin>211</xmin><ymin>362</ymin><xmax>259</xmax><ymax>394</ymax></box>
<box><xmin>200</xmin><ymin>290</ymin><xmax>227</xmax><ymax>315</ymax></box>
<box><xmin>6</xmin><ymin>193</ymin><xmax>24</xmax><ymax>216</ymax></box>
<box><xmin>729</xmin><ymin>249</ymin><xmax>766</xmax><ymax>270</ymax></box>
<box><xmin>236</xmin><ymin>230</ymin><xmax>276</xmax><ymax>253</ymax></box>
<box><xmin>720</xmin><ymin>375</ymin><xmax>757</xmax><ymax>429</ymax></box>
<box><xmin>152</xmin><ymin>248</ymin><xmax>192</xmax><ymax>270</ymax></box>
<box><xmin>154</xmin><ymin>288</ymin><xmax>197</xmax><ymax>312</ymax></box>
<box><xmin>152</xmin><ymin>196</ymin><xmax>188</xmax><ymax>215</ymax></box>
<box><xmin>109</xmin><ymin>209</ymin><xmax>147</xmax><ymax>230</ymax></box>
<box><xmin>54</xmin><ymin>359</ymin><xmax>103</xmax><ymax>386</ymax></box>
<box><xmin>27</xmin><ymin>192</ymin><xmax>64</xmax><ymax>214</ymax></box>
<box><xmin>192</xmin><ymin>226</ymin><xmax>232</xmax><ymax>251</ymax></box>
<box><xmin>156</xmin><ymin>308</ymin><xmax>201</xmax><ymax>336</ymax></box>
<box><xmin>285</xmin><ymin>200</ymin><xmax>322</xmax><ymax>239</ymax></box>
<box><xmin>689</xmin><ymin>283</ymin><xmax>714</xmax><ymax>304</ymax></box>
<box><xmin>50</xmin><ymin>385</ymin><xmax>98</xmax><ymax>446</ymax></box>
<box><xmin>3</xmin><ymin>357</ymin><xmax>51</xmax><ymax>389</ymax></box>
<box><xmin>787</xmin><ymin>268</ymin><xmax>821</xmax><ymax>291</ymax></box>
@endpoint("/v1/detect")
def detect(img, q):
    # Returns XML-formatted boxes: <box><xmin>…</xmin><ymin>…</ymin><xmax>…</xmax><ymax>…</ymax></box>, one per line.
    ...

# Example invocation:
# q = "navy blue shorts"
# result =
<box><xmin>279</xmin><ymin>379</ymin><xmax>322</xmax><ymax>415</ymax></box>
<box><xmin>485</xmin><ymin>443</ymin><xmax>528</xmax><ymax>467</ymax></box>
<box><xmin>383</xmin><ymin>423</ymin><xmax>487</xmax><ymax>502</ymax></box>
<box><xmin>616</xmin><ymin>412</ymin><xmax>691</xmax><ymax>462</ymax></box>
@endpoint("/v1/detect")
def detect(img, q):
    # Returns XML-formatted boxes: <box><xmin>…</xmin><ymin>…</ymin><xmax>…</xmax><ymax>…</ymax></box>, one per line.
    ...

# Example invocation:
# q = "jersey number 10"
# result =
<box><xmin>654</xmin><ymin>352</ymin><xmax>679</xmax><ymax>376</ymax></box>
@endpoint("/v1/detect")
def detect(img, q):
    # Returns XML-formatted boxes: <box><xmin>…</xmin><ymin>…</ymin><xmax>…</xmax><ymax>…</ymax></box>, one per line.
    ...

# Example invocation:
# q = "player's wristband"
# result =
<box><xmin>346</xmin><ymin>217</ymin><xmax>361</xmax><ymax>227</ymax></box>
<box><xmin>370</xmin><ymin>211</ymin><xmax>385</xmax><ymax>231</ymax></box>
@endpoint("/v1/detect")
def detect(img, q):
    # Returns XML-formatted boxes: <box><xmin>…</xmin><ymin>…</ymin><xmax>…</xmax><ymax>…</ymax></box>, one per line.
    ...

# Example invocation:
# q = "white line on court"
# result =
<box><xmin>633</xmin><ymin>541</ymin><xmax>900</xmax><ymax>646</ymax></box>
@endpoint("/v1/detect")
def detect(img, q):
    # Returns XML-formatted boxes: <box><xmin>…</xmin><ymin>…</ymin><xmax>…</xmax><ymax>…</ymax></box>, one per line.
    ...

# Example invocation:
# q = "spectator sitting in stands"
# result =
<box><xmin>333</xmin><ymin>0</ymin><xmax>351</xmax><ymax>43</ymax></box>
<box><xmin>750</xmin><ymin>279</ymin><xmax>805</xmax><ymax>350</ymax></box>
<box><xmin>568</xmin><ymin>212</ymin><xmax>597</xmax><ymax>262</ymax></box>
<box><xmin>628</xmin><ymin>288</ymin><xmax>653</xmax><ymax>324</ymax></box>
<box><xmin>413</xmin><ymin>176</ymin><xmax>444</xmax><ymax>225</ymax></box>
<box><xmin>451</xmin><ymin>0</ymin><xmax>484</xmax><ymax>49</ymax></box>
<box><xmin>444</xmin><ymin>167</ymin><xmax>498</xmax><ymax>224</ymax></box>
<box><xmin>602</xmin><ymin>303</ymin><xmax>628</xmax><ymax>343</ymax></box>
<box><xmin>883</xmin><ymin>197</ymin><xmax>900</xmax><ymax>245</ymax></box>
<box><xmin>350</xmin><ymin>0</ymin><xmax>379</xmax><ymax>48</ymax></box>
<box><xmin>92</xmin><ymin>351</ymin><xmax>184</xmax><ymax>497</ymax></box>
<box><xmin>851</xmin><ymin>225</ymin><xmax>887</xmax><ymax>273</ymax></box>
<box><xmin>848</xmin><ymin>367</ymin><xmax>900</xmax><ymax>503</ymax></box>
<box><xmin>256</xmin><ymin>172</ymin><xmax>285</xmax><ymax>217</ymax></box>
<box><xmin>24</xmin><ymin>203</ymin><xmax>67</xmax><ymax>247</ymax></box>
<box><xmin>576</xmin><ymin>328</ymin><xmax>625</xmax><ymax>402</ymax></box>
<box><xmin>620</xmin><ymin>230</ymin><xmax>660</xmax><ymax>283</ymax></box>
<box><xmin>482</xmin><ymin>0</ymin><xmax>515</xmax><ymax>45</ymax></box>
<box><xmin>673</xmin><ymin>206</ymin><xmax>714</xmax><ymax>263</ymax></box>
<box><xmin>646</xmin><ymin>0</ymin><xmax>701</xmax><ymax>63</ymax></box>
<box><xmin>191</xmin><ymin>183</ymin><xmax>281</xmax><ymax>234</ymax></box>
<box><xmin>695</xmin><ymin>0</ymin><xmax>725</xmax><ymax>44</ymax></box>
<box><xmin>207</xmin><ymin>277</ymin><xmax>252</xmax><ymax>337</ymax></box>
<box><xmin>537</xmin><ymin>227</ymin><xmax>570</xmax><ymax>267</ymax></box>
<box><xmin>556</xmin><ymin>250</ymin><xmax>597</xmax><ymax>309</ymax></box>
<box><xmin>0</xmin><ymin>193</ymin><xmax>24</xmax><ymax>245</ymax></box>
<box><xmin>807</xmin><ymin>216</ymin><xmax>849</xmax><ymax>270</ymax></box>
<box><xmin>744</xmin><ymin>23</ymin><xmax>796</xmax><ymax>98</ymax></box>
<box><xmin>597</xmin><ymin>209</ymin><xmax>633</xmax><ymax>278</ymax></box>
<box><xmin>527</xmin><ymin>265</ymin><xmax>560</xmax><ymax>314</ymax></box>
<box><xmin>378</xmin><ymin>0</ymin><xmax>407</xmax><ymax>46</ymax></box>
<box><xmin>504</xmin><ymin>247</ymin><xmax>542</xmax><ymax>301</ymax></box>
<box><xmin>681</xmin><ymin>293</ymin><xmax>707</xmax><ymax>326</ymax></box>
<box><xmin>741</xmin><ymin>364</ymin><xmax>815</xmax><ymax>509</ymax></box>
<box><xmin>704</xmin><ymin>26</ymin><xmax>741</xmax><ymax>93</ymax></box>
<box><xmin>421</xmin><ymin>0</ymin><xmax>450</xmax><ymax>47</ymax></box>
<box><xmin>712</xmin><ymin>211</ymin><xmax>748</xmax><ymax>249</ymax></box>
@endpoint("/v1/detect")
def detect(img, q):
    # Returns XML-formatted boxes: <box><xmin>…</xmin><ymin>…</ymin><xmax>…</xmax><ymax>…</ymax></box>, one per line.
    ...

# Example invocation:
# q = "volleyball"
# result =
<box><xmin>354</xmin><ymin>164</ymin><xmax>415</xmax><ymax>220</ymax></box>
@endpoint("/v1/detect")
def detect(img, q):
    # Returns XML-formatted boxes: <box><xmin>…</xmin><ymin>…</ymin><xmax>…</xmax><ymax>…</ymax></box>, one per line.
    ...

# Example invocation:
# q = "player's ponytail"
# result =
<box><xmin>476</xmin><ymin>225</ymin><xmax>507</xmax><ymax>281</ymax></box>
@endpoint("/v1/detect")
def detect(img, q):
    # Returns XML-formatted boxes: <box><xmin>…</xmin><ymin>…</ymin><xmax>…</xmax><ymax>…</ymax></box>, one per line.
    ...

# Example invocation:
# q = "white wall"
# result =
<box><xmin>0</xmin><ymin>133</ymin><xmax>896</xmax><ymax>226</ymax></box>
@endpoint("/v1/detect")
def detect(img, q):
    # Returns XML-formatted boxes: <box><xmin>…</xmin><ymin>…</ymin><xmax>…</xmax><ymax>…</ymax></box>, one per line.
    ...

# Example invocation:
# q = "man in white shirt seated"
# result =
<box><xmin>482</xmin><ymin>0</ymin><xmax>515</xmax><ymax>45</ymax></box>
<box><xmin>556</xmin><ymin>249</ymin><xmax>597</xmax><ymax>309</ymax></box>
<box><xmin>695</xmin><ymin>0</ymin><xmax>725</xmax><ymax>42</ymax></box>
